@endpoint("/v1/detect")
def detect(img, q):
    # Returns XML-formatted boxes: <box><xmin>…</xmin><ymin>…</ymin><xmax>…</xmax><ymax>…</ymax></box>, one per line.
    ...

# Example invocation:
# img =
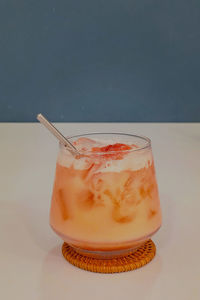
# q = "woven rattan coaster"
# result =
<box><xmin>62</xmin><ymin>239</ymin><xmax>156</xmax><ymax>273</ymax></box>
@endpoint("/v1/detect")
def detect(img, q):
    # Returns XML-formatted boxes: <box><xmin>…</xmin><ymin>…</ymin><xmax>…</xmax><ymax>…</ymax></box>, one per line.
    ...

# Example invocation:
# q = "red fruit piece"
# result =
<box><xmin>92</xmin><ymin>143</ymin><xmax>133</xmax><ymax>160</ymax></box>
<box><xmin>92</xmin><ymin>143</ymin><xmax>132</xmax><ymax>152</ymax></box>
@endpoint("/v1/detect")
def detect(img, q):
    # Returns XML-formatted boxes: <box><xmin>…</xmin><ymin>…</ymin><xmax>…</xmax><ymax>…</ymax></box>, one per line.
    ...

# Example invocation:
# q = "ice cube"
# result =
<box><xmin>74</xmin><ymin>137</ymin><xmax>102</xmax><ymax>152</ymax></box>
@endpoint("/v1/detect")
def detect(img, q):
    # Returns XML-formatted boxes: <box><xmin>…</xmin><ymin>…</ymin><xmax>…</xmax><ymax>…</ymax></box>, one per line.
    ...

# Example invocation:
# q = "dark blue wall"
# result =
<box><xmin>1</xmin><ymin>0</ymin><xmax>200</xmax><ymax>122</ymax></box>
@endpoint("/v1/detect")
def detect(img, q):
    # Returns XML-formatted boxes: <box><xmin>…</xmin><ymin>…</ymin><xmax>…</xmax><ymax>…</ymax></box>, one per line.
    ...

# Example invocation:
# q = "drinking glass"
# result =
<box><xmin>50</xmin><ymin>133</ymin><xmax>162</xmax><ymax>258</ymax></box>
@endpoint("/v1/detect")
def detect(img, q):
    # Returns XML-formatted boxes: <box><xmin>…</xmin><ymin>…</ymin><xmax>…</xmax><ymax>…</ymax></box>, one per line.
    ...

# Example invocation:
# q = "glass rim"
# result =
<box><xmin>60</xmin><ymin>132</ymin><xmax>151</xmax><ymax>155</ymax></box>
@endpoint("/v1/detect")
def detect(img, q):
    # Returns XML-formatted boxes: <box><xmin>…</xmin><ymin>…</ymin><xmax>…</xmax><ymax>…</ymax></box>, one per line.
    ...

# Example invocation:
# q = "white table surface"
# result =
<box><xmin>1</xmin><ymin>123</ymin><xmax>200</xmax><ymax>300</ymax></box>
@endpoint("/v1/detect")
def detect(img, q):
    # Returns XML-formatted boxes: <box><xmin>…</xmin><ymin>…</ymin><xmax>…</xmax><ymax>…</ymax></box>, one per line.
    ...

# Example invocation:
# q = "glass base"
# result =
<box><xmin>71</xmin><ymin>242</ymin><xmax>144</xmax><ymax>259</ymax></box>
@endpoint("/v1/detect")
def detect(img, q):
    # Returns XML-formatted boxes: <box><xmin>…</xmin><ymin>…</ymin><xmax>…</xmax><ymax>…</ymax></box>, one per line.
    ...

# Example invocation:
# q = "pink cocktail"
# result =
<box><xmin>50</xmin><ymin>133</ymin><xmax>162</xmax><ymax>258</ymax></box>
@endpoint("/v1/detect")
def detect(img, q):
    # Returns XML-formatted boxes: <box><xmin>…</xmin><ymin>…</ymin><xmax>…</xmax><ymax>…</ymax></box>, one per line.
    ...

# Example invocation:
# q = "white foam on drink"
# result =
<box><xmin>57</xmin><ymin>138</ymin><xmax>152</xmax><ymax>172</ymax></box>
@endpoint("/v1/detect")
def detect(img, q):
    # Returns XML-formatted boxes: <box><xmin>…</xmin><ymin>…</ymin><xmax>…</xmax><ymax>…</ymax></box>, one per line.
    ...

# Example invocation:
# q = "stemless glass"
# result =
<box><xmin>50</xmin><ymin>133</ymin><xmax>162</xmax><ymax>258</ymax></box>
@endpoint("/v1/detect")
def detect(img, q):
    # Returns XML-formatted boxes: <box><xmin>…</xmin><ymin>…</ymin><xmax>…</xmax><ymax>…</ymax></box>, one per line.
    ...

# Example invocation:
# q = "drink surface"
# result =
<box><xmin>50</xmin><ymin>137</ymin><xmax>162</xmax><ymax>250</ymax></box>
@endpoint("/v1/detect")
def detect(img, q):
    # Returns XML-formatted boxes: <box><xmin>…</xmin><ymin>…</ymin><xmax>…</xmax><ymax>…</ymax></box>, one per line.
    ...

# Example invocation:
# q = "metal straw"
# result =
<box><xmin>37</xmin><ymin>113</ymin><xmax>80</xmax><ymax>156</ymax></box>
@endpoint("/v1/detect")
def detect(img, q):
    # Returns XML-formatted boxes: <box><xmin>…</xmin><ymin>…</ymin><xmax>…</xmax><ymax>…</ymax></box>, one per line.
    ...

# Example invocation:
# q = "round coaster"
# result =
<box><xmin>62</xmin><ymin>239</ymin><xmax>156</xmax><ymax>273</ymax></box>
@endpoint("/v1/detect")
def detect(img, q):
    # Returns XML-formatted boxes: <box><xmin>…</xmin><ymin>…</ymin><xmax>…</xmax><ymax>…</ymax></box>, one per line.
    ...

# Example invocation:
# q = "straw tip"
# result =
<box><xmin>37</xmin><ymin>113</ymin><xmax>42</xmax><ymax>121</ymax></box>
